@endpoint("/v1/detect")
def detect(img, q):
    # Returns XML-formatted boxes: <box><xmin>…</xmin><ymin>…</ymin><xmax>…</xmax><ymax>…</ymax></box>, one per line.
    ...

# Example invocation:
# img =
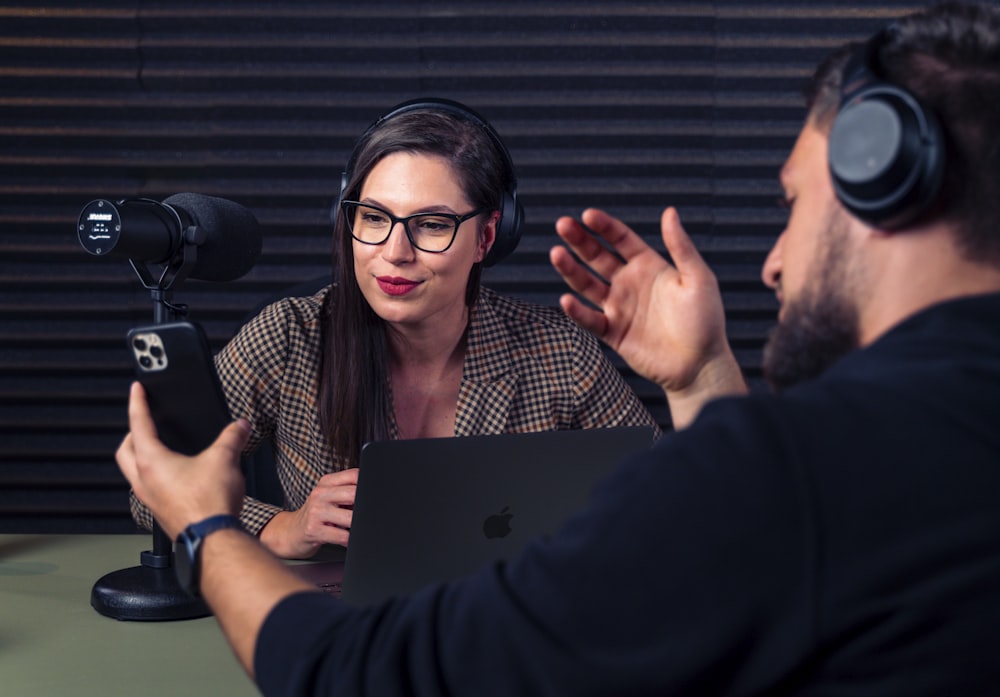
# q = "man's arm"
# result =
<box><xmin>199</xmin><ymin>529</ymin><xmax>316</xmax><ymax>674</ymax></box>
<box><xmin>118</xmin><ymin>382</ymin><xmax>808</xmax><ymax>696</ymax></box>
<box><xmin>116</xmin><ymin>382</ymin><xmax>316</xmax><ymax>676</ymax></box>
<box><xmin>550</xmin><ymin>206</ymin><xmax>748</xmax><ymax>428</ymax></box>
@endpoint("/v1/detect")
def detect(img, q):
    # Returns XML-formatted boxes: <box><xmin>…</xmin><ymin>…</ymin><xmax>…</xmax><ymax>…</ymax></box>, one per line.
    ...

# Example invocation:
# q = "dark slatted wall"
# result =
<box><xmin>0</xmin><ymin>0</ymin><xmax>919</xmax><ymax>533</ymax></box>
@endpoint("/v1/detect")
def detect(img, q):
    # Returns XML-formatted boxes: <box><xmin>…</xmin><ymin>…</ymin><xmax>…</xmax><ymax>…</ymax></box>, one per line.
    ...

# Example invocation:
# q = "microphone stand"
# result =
<box><xmin>91</xmin><ymin>225</ymin><xmax>212</xmax><ymax>620</ymax></box>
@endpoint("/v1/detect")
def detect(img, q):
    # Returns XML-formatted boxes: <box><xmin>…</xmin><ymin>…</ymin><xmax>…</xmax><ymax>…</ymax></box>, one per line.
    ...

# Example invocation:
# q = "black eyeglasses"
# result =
<box><xmin>341</xmin><ymin>200</ymin><xmax>487</xmax><ymax>254</ymax></box>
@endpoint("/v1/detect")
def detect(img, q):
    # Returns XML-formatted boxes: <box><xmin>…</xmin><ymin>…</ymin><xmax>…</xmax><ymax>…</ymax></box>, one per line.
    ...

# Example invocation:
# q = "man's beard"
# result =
<box><xmin>762</xmin><ymin>216</ymin><xmax>861</xmax><ymax>392</ymax></box>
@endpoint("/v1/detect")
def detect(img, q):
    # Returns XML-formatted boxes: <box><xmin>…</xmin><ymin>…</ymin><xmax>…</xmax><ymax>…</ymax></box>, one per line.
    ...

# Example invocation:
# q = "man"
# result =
<box><xmin>117</xmin><ymin>2</ymin><xmax>1000</xmax><ymax>694</ymax></box>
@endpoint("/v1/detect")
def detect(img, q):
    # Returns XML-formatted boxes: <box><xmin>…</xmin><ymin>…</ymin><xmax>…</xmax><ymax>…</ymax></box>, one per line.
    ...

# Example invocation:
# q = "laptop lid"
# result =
<box><xmin>339</xmin><ymin>425</ymin><xmax>655</xmax><ymax>606</ymax></box>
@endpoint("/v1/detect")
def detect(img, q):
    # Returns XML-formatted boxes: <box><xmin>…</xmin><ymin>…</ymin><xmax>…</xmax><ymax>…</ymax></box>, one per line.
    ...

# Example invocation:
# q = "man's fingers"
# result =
<box><xmin>578</xmin><ymin>208</ymin><xmax>655</xmax><ymax>261</ymax></box>
<box><xmin>558</xmin><ymin>293</ymin><xmax>610</xmax><ymax>339</ymax></box>
<box><xmin>659</xmin><ymin>207</ymin><xmax>709</xmax><ymax>278</ymax></box>
<box><xmin>211</xmin><ymin>418</ymin><xmax>253</xmax><ymax>460</ymax></box>
<box><xmin>115</xmin><ymin>432</ymin><xmax>137</xmax><ymax>483</ymax></box>
<box><xmin>128</xmin><ymin>380</ymin><xmax>250</xmax><ymax>462</ymax></box>
<box><xmin>124</xmin><ymin>381</ymin><xmax>176</xmax><ymax>471</ymax></box>
<box><xmin>554</xmin><ymin>215</ymin><xmax>622</xmax><ymax>283</ymax></box>
<box><xmin>550</xmin><ymin>245</ymin><xmax>611</xmax><ymax>306</ymax></box>
<box><xmin>126</xmin><ymin>382</ymin><xmax>159</xmax><ymax>449</ymax></box>
<box><xmin>555</xmin><ymin>211</ymin><xmax>652</xmax><ymax>285</ymax></box>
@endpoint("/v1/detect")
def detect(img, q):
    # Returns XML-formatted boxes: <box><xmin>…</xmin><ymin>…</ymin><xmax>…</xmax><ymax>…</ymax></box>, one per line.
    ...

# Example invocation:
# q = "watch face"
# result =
<box><xmin>172</xmin><ymin>515</ymin><xmax>243</xmax><ymax>597</ymax></box>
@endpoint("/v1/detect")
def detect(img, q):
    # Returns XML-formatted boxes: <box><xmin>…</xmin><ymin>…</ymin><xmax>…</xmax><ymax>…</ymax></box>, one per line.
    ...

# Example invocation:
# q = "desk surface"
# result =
<box><xmin>0</xmin><ymin>534</ymin><xmax>256</xmax><ymax>697</ymax></box>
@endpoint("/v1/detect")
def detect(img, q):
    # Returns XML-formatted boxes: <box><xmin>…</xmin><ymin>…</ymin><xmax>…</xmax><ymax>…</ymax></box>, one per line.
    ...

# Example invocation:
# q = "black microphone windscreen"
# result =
<box><xmin>163</xmin><ymin>193</ymin><xmax>262</xmax><ymax>282</ymax></box>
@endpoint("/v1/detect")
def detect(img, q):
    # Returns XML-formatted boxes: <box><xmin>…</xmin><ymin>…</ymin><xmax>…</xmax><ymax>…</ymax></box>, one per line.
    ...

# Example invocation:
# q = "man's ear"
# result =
<box><xmin>476</xmin><ymin>211</ymin><xmax>499</xmax><ymax>263</ymax></box>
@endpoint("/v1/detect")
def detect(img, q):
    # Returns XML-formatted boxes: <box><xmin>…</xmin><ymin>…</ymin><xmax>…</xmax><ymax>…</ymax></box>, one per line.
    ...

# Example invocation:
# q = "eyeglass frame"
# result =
<box><xmin>340</xmin><ymin>200</ymin><xmax>489</xmax><ymax>254</ymax></box>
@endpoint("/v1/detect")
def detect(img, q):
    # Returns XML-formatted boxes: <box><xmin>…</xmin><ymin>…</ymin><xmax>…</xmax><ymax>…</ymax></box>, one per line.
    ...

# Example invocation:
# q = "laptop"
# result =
<box><xmin>290</xmin><ymin>426</ymin><xmax>656</xmax><ymax>605</ymax></box>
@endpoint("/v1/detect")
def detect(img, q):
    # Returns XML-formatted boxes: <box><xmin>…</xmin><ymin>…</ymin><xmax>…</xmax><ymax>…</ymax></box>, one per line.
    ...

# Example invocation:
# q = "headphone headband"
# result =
<box><xmin>334</xmin><ymin>98</ymin><xmax>524</xmax><ymax>266</ymax></box>
<box><xmin>838</xmin><ymin>29</ymin><xmax>887</xmax><ymax>103</ymax></box>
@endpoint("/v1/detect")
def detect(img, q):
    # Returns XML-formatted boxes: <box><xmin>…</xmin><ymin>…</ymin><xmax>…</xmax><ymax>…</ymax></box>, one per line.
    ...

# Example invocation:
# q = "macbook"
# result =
<box><xmin>290</xmin><ymin>426</ymin><xmax>656</xmax><ymax>605</ymax></box>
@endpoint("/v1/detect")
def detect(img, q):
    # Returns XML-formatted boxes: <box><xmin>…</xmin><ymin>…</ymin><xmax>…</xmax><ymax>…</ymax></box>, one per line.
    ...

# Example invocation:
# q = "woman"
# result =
<box><xmin>131</xmin><ymin>99</ymin><xmax>658</xmax><ymax>558</ymax></box>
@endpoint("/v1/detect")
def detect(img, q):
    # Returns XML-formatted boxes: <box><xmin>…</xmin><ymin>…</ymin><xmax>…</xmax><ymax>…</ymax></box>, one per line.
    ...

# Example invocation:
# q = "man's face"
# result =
<box><xmin>760</xmin><ymin>122</ymin><xmax>863</xmax><ymax>391</ymax></box>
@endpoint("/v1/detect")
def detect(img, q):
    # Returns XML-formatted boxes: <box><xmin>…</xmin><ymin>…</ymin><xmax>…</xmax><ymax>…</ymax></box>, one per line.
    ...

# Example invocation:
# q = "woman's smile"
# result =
<box><xmin>376</xmin><ymin>275</ymin><xmax>422</xmax><ymax>296</ymax></box>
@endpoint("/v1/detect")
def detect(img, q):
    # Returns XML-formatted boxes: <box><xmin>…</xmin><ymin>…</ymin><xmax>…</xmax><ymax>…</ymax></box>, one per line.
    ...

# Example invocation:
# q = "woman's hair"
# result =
<box><xmin>318</xmin><ymin>107</ymin><xmax>512</xmax><ymax>467</ymax></box>
<box><xmin>805</xmin><ymin>1</ymin><xmax>1000</xmax><ymax>264</ymax></box>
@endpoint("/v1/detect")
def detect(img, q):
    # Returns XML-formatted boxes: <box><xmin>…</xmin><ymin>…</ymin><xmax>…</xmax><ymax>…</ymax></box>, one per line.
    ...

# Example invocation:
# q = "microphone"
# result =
<box><xmin>77</xmin><ymin>193</ymin><xmax>262</xmax><ymax>282</ymax></box>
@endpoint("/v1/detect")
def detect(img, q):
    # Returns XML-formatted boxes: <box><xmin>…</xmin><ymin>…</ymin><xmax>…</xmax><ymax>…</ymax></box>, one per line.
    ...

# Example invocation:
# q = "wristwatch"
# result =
<box><xmin>174</xmin><ymin>514</ymin><xmax>245</xmax><ymax>597</ymax></box>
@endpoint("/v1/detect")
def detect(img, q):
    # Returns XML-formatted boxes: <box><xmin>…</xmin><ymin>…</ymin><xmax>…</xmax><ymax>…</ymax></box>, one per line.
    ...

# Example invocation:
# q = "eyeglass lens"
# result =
<box><xmin>347</xmin><ymin>203</ymin><xmax>460</xmax><ymax>252</ymax></box>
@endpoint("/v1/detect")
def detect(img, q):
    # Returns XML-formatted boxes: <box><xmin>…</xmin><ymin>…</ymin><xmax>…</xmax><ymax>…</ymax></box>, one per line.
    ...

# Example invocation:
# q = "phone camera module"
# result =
<box><xmin>131</xmin><ymin>331</ymin><xmax>167</xmax><ymax>372</ymax></box>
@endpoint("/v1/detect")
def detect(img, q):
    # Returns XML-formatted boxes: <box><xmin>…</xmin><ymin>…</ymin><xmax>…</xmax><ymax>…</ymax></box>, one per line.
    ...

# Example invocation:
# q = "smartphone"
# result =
<box><xmin>126</xmin><ymin>321</ymin><xmax>232</xmax><ymax>456</ymax></box>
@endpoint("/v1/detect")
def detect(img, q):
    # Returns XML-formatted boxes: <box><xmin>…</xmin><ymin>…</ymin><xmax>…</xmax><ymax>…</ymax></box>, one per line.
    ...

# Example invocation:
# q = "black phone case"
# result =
<box><xmin>126</xmin><ymin>321</ymin><xmax>232</xmax><ymax>456</ymax></box>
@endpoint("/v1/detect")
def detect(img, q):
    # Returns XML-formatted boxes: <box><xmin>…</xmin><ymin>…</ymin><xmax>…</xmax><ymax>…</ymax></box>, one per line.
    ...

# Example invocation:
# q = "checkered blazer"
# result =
<box><xmin>130</xmin><ymin>286</ymin><xmax>658</xmax><ymax>534</ymax></box>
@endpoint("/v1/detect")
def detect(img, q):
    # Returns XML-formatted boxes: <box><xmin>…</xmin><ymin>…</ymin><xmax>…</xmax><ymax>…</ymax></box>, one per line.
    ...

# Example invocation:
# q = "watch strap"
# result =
<box><xmin>175</xmin><ymin>514</ymin><xmax>245</xmax><ymax>597</ymax></box>
<box><xmin>183</xmin><ymin>513</ymin><xmax>244</xmax><ymax>540</ymax></box>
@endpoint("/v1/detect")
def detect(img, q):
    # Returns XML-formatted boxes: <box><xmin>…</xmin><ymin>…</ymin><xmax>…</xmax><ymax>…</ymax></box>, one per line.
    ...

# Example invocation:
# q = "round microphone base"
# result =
<box><xmin>91</xmin><ymin>564</ymin><xmax>210</xmax><ymax>621</ymax></box>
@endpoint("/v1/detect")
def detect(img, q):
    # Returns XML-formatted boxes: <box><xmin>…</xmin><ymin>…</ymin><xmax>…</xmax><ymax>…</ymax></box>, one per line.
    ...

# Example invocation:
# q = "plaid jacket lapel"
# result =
<box><xmin>455</xmin><ymin>289</ymin><xmax>518</xmax><ymax>436</ymax></box>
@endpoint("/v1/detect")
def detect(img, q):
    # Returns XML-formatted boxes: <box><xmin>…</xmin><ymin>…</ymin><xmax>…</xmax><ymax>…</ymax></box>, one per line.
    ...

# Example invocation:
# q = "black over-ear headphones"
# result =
<box><xmin>828</xmin><ymin>28</ymin><xmax>945</xmax><ymax>229</ymax></box>
<box><xmin>331</xmin><ymin>97</ymin><xmax>524</xmax><ymax>267</ymax></box>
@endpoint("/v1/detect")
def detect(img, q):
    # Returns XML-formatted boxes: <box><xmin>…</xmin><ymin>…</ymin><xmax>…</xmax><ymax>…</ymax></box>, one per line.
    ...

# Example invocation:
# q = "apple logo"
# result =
<box><xmin>482</xmin><ymin>506</ymin><xmax>513</xmax><ymax>539</ymax></box>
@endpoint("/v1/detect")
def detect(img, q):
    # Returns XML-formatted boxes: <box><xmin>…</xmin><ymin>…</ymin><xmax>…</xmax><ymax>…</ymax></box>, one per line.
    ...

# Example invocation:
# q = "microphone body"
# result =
<box><xmin>78</xmin><ymin>194</ymin><xmax>262</xmax><ymax>282</ymax></box>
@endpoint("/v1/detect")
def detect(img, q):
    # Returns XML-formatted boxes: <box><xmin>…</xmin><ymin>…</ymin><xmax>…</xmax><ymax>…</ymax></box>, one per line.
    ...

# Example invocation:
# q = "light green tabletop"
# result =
<box><xmin>0</xmin><ymin>534</ymin><xmax>258</xmax><ymax>697</ymax></box>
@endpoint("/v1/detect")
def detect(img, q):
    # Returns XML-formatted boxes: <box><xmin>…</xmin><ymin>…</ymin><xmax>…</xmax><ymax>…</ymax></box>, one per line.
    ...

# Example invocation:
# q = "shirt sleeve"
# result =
<box><xmin>254</xmin><ymin>397</ymin><xmax>817</xmax><ymax>696</ymax></box>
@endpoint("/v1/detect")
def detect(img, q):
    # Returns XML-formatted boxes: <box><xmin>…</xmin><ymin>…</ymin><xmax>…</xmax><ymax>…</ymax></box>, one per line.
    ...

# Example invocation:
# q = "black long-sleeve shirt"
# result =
<box><xmin>255</xmin><ymin>293</ymin><xmax>1000</xmax><ymax>696</ymax></box>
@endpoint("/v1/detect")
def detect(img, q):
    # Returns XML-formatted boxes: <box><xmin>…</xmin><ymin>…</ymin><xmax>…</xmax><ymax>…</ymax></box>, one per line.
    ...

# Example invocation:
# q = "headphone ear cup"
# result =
<box><xmin>484</xmin><ymin>189</ymin><xmax>524</xmax><ymax>267</ymax></box>
<box><xmin>828</xmin><ymin>84</ymin><xmax>945</xmax><ymax>229</ymax></box>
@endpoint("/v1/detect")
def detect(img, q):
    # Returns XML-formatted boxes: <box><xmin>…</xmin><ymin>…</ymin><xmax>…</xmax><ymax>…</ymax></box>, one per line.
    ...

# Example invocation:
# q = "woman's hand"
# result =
<box><xmin>259</xmin><ymin>468</ymin><xmax>359</xmax><ymax>559</ymax></box>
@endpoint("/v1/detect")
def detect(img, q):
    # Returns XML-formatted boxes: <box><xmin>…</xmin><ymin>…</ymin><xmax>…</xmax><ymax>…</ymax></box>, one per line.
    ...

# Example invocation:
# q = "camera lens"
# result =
<box><xmin>132</xmin><ymin>338</ymin><xmax>147</xmax><ymax>351</ymax></box>
<box><xmin>139</xmin><ymin>355</ymin><xmax>152</xmax><ymax>369</ymax></box>
<box><xmin>149</xmin><ymin>345</ymin><xmax>163</xmax><ymax>359</ymax></box>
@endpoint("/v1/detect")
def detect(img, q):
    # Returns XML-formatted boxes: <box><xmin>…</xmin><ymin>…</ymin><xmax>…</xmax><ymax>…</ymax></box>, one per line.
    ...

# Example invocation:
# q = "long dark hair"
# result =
<box><xmin>318</xmin><ymin>107</ymin><xmax>511</xmax><ymax>467</ymax></box>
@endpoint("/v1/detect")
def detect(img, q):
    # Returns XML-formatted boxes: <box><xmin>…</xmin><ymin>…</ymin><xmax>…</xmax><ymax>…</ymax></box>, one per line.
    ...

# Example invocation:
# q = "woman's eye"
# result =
<box><xmin>416</xmin><ymin>218</ymin><xmax>451</xmax><ymax>233</ymax></box>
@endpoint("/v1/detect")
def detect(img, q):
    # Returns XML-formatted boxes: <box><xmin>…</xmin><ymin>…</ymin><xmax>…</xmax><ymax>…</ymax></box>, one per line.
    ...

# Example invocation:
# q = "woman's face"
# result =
<box><xmin>351</xmin><ymin>152</ymin><xmax>496</xmax><ymax>331</ymax></box>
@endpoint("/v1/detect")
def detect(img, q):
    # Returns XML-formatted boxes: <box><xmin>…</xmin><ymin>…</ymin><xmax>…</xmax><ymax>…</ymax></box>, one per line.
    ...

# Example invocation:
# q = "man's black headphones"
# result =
<box><xmin>331</xmin><ymin>97</ymin><xmax>524</xmax><ymax>267</ymax></box>
<box><xmin>828</xmin><ymin>27</ymin><xmax>945</xmax><ymax>229</ymax></box>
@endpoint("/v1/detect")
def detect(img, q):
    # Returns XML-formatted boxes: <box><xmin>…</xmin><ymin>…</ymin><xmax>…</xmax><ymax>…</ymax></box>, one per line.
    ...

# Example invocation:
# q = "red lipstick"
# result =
<box><xmin>376</xmin><ymin>276</ymin><xmax>420</xmax><ymax>296</ymax></box>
